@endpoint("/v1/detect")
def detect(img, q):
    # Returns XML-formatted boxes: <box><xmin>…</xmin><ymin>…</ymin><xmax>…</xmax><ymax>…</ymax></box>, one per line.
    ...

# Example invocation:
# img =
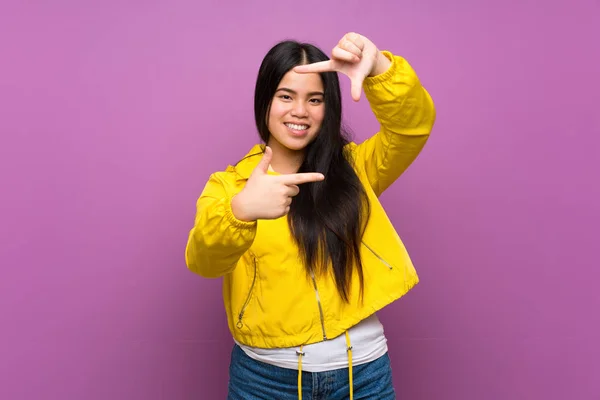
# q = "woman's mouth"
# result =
<box><xmin>285</xmin><ymin>123</ymin><xmax>309</xmax><ymax>136</ymax></box>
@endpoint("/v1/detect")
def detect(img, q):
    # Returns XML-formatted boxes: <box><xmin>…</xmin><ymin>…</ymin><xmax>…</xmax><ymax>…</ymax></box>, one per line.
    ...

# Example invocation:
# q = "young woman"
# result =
<box><xmin>185</xmin><ymin>32</ymin><xmax>436</xmax><ymax>399</ymax></box>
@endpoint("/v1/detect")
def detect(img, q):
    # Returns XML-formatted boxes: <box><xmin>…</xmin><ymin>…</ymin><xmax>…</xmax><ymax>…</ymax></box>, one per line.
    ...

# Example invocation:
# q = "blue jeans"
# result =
<box><xmin>227</xmin><ymin>344</ymin><xmax>396</xmax><ymax>399</ymax></box>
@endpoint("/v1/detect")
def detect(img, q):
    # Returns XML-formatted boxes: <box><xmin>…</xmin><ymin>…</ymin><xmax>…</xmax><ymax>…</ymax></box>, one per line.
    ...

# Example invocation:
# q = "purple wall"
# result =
<box><xmin>1</xmin><ymin>1</ymin><xmax>598</xmax><ymax>399</ymax></box>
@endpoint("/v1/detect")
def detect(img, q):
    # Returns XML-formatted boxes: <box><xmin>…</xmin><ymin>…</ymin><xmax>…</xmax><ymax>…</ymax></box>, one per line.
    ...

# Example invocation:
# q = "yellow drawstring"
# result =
<box><xmin>345</xmin><ymin>331</ymin><xmax>354</xmax><ymax>400</ymax></box>
<box><xmin>297</xmin><ymin>345</ymin><xmax>304</xmax><ymax>400</ymax></box>
<box><xmin>296</xmin><ymin>333</ymin><xmax>353</xmax><ymax>400</ymax></box>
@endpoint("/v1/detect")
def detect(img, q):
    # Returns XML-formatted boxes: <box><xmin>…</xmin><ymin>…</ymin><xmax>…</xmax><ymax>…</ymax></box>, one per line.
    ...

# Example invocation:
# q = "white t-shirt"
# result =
<box><xmin>235</xmin><ymin>313</ymin><xmax>388</xmax><ymax>372</ymax></box>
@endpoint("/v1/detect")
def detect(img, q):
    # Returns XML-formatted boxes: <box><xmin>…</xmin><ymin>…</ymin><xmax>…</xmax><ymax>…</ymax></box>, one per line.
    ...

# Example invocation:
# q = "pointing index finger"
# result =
<box><xmin>279</xmin><ymin>172</ymin><xmax>325</xmax><ymax>185</ymax></box>
<box><xmin>293</xmin><ymin>61</ymin><xmax>336</xmax><ymax>74</ymax></box>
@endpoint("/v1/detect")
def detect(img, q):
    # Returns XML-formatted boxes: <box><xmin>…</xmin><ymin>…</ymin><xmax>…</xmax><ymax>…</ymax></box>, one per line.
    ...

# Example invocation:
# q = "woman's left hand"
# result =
<box><xmin>294</xmin><ymin>32</ymin><xmax>391</xmax><ymax>102</ymax></box>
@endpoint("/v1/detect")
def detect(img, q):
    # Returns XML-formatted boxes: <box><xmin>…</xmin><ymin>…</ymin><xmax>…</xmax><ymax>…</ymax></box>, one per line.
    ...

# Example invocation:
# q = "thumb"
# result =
<box><xmin>255</xmin><ymin>146</ymin><xmax>272</xmax><ymax>174</ymax></box>
<box><xmin>351</xmin><ymin>77</ymin><xmax>363</xmax><ymax>102</ymax></box>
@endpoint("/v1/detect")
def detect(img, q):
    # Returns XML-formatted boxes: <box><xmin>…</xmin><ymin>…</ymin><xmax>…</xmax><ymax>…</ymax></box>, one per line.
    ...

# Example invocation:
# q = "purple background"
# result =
<box><xmin>1</xmin><ymin>0</ymin><xmax>599</xmax><ymax>399</ymax></box>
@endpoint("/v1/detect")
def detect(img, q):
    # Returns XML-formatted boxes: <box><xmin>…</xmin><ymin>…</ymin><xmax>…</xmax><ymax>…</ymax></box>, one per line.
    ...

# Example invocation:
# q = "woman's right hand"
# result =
<box><xmin>231</xmin><ymin>146</ymin><xmax>325</xmax><ymax>222</ymax></box>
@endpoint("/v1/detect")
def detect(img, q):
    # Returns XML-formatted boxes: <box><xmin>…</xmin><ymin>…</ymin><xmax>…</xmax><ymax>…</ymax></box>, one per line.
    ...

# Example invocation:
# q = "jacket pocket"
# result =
<box><xmin>236</xmin><ymin>256</ymin><xmax>258</xmax><ymax>329</ymax></box>
<box><xmin>363</xmin><ymin>240</ymin><xmax>410</xmax><ymax>291</ymax></box>
<box><xmin>362</xmin><ymin>241</ymin><xmax>394</xmax><ymax>270</ymax></box>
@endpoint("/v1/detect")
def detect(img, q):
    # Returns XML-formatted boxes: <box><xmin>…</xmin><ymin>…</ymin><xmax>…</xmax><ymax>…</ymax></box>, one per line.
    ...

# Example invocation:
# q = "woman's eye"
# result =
<box><xmin>280</xmin><ymin>95</ymin><xmax>292</xmax><ymax>100</ymax></box>
<box><xmin>310</xmin><ymin>98</ymin><xmax>323</xmax><ymax>104</ymax></box>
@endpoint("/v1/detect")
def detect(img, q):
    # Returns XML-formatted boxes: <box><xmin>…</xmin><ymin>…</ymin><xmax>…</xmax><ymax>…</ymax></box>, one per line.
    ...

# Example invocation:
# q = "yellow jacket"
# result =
<box><xmin>185</xmin><ymin>51</ymin><xmax>436</xmax><ymax>349</ymax></box>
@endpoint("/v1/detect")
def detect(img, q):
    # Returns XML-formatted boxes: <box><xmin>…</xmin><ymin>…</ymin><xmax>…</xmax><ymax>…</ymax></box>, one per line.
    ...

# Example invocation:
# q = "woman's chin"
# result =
<box><xmin>272</xmin><ymin>137</ymin><xmax>312</xmax><ymax>152</ymax></box>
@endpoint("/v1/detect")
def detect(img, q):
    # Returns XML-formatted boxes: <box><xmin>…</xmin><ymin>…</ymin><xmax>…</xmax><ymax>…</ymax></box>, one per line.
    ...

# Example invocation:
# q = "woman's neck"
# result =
<box><xmin>266</xmin><ymin>140</ymin><xmax>305</xmax><ymax>175</ymax></box>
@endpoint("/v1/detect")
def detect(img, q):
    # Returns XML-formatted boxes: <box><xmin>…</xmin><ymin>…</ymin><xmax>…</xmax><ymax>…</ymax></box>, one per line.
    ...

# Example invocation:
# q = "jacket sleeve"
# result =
<box><xmin>352</xmin><ymin>51</ymin><xmax>436</xmax><ymax>196</ymax></box>
<box><xmin>185</xmin><ymin>172</ymin><xmax>257</xmax><ymax>278</ymax></box>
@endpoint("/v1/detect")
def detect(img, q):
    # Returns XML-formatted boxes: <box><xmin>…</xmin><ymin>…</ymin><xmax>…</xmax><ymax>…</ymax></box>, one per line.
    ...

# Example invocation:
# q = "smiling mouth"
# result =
<box><xmin>285</xmin><ymin>123</ymin><xmax>309</xmax><ymax>131</ymax></box>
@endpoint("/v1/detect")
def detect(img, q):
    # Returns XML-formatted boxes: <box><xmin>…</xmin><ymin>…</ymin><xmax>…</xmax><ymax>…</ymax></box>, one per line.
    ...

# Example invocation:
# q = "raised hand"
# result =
<box><xmin>293</xmin><ymin>32</ymin><xmax>390</xmax><ymax>102</ymax></box>
<box><xmin>231</xmin><ymin>146</ymin><xmax>325</xmax><ymax>221</ymax></box>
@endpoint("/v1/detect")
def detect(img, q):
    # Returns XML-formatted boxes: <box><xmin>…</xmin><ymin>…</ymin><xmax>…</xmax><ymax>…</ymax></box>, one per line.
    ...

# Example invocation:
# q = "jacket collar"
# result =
<box><xmin>227</xmin><ymin>143</ymin><xmax>266</xmax><ymax>180</ymax></box>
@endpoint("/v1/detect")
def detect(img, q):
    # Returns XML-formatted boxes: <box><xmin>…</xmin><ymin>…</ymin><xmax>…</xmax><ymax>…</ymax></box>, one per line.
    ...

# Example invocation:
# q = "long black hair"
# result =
<box><xmin>254</xmin><ymin>40</ymin><xmax>370</xmax><ymax>302</ymax></box>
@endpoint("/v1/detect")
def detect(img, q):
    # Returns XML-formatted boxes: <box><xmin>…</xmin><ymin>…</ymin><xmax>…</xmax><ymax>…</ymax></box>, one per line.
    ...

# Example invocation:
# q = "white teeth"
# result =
<box><xmin>286</xmin><ymin>123</ymin><xmax>308</xmax><ymax>131</ymax></box>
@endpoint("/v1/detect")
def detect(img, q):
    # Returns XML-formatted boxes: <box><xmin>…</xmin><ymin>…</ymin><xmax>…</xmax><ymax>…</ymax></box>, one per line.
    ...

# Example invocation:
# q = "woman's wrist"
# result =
<box><xmin>368</xmin><ymin>50</ymin><xmax>392</xmax><ymax>77</ymax></box>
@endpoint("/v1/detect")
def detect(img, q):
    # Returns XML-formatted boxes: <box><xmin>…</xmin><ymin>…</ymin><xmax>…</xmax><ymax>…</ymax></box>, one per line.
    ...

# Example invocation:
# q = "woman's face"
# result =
<box><xmin>266</xmin><ymin>69</ymin><xmax>325</xmax><ymax>153</ymax></box>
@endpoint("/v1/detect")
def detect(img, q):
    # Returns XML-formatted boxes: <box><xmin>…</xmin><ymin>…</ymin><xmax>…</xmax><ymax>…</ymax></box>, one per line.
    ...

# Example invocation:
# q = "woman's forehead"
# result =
<box><xmin>277</xmin><ymin>70</ymin><xmax>324</xmax><ymax>92</ymax></box>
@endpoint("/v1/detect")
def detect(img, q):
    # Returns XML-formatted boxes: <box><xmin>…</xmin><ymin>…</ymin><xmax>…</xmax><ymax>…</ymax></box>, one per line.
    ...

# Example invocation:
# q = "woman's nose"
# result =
<box><xmin>291</xmin><ymin>101</ymin><xmax>308</xmax><ymax>117</ymax></box>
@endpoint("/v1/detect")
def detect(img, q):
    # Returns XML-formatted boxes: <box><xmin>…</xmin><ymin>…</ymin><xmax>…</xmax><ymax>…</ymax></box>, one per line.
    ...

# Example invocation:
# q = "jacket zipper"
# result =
<box><xmin>236</xmin><ymin>257</ymin><xmax>257</xmax><ymax>329</ymax></box>
<box><xmin>310</xmin><ymin>270</ymin><xmax>328</xmax><ymax>340</ymax></box>
<box><xmin>236</xmin><ymin>245</ymin><xmax>400</xmax><ymax>333</ymax></box>
<box><xmin>362</xmin><ymin>241</ymin><xmax>393</xmax><ymax>270</ymax></box>
<box><xmin>363</xmin><ymin>241</ymin><xmax>409</xmax><ymax>290</ymax></box>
